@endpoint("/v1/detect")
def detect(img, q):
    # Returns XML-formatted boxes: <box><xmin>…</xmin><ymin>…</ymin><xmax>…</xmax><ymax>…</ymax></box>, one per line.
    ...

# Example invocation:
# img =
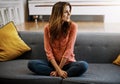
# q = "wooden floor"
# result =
<box><xmin>16</xmin><ymin>21</ymin><xmax>120</xmax><ymax>33</ymax></box>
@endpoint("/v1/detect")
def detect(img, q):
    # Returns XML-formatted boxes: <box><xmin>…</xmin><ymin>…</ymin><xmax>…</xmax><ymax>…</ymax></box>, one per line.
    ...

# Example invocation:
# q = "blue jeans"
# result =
<box><xmin>28</xmin><ymin>59</ymin><xmax>88</xmax><ymax>77</ymax></box>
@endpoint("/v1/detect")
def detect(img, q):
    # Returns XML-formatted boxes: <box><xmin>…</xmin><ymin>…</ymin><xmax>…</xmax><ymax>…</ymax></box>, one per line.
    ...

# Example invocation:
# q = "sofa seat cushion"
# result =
<box><xmin>0</xmin><ymin>60</ymin><xmax>62</xmax><ymax>84</ymax></box>
<box><xmin>63</xmin><ymin>64</ymin><xmax>120</xmax><ymax>84</ymax></box>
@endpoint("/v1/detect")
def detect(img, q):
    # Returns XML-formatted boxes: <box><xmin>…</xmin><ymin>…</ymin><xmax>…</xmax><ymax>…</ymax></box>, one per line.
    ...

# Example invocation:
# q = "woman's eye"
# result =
<box><xmin>64</xmin><ymin>11</ymin><xmax>67</xmax><ymax>13</ymax></box>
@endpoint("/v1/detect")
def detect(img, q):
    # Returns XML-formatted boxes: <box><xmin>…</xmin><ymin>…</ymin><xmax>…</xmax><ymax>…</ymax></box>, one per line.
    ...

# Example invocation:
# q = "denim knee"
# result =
<box><xmin>28</xmin><ymin>60</ymin><xmax>37</xmax><ymax>72</ymax></box>
<box><xmin>79</xmin><ymin>61</ymin><xmax>88</xmax><ymax>72</ymax></box>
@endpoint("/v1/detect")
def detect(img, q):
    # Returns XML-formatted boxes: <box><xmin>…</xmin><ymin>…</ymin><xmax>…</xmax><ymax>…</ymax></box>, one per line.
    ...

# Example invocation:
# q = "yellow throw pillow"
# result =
<box><xmin>0</xmin><ymin>21</ymin><xmax>31</xmax><ymax>61</ymax></box>
<box><xmin>113</xmin><ymin>54</ymin><xmax>120</xmax><ymax>66</ymax></box>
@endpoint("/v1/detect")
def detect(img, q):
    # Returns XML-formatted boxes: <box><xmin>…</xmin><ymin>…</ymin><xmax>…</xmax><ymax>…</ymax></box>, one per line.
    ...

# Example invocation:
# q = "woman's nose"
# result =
<box><xmin>68</xmin><ymin>12</ymin><xmax>70</xmax><ymax>15</ymax></box>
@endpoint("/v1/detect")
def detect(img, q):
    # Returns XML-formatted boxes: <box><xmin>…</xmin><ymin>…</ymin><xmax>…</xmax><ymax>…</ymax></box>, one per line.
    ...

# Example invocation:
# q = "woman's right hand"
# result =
<box><xmin>49</xmin><ymin>59</ymin><xmax>68</xmax><ymax>78</ymax></box>
<box><xmin>57</xmin><ymin>69</ymin><xmax>68</xmax><ymax>79</ymax></box>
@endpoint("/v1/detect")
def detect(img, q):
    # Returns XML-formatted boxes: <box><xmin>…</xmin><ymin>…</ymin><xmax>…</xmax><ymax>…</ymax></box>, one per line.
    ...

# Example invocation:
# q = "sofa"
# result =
<box><xmin>0</xmin><ymin>31</ymin><xmax>120</xmax><ymax>84</ymax></box>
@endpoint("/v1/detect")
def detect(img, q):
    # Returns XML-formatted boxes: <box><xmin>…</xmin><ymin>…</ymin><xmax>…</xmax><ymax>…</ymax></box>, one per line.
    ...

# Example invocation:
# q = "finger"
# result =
<box><xmin>62</xmin><ymin>75</ymin><xmax>67</xmax><ymax>79</ymax></box>
<box><xmin>50</xmin><ymin>72</ymin><xmax>53</xmax><ymax>75</ymax></box>
<box><xmin>50</xmin><ymin>72</ymin><xmax>55</xmax><ymax>76</ymax></box>
<box><xmin>52</xmin><ymin>72</ymin><xmax>57</xmax><ymax>77</ymax></box>
<box><xmin>63</xmin><ymin>73</ymin><xmax>67</xmax><ymax>78</ymax></box>
<box><xmin>64</xmin><ymin>72</ymin><xmax>67</xmax><ymax>76</ymax></box>
<box><xmin>61</xmin><ymin>73</ymin><xmax>67</xmax><ymax>78</ymax></box>
<box><xmin>64</xmin><ymin>72</ymin><xmax>68</xmax><ymax>77</ymax></box>
<box><xmin>63</xmin><ymin>71</ymin><xmax>67</xmax><ymax>76</ymax></box>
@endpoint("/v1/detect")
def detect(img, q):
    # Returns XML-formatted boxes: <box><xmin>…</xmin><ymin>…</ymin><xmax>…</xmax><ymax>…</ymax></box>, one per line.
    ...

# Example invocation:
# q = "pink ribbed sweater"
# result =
<box><xmin>44</xmin><ymin>22</ymin><xmax>78</xmax><ymax>64</ymax></box>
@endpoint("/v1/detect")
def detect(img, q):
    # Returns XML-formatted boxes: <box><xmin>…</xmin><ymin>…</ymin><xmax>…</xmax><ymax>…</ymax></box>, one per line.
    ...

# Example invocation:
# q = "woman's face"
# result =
<box><xmin>62</xmin><ymin>5</ymin><xmax>71</xmax><ymax>22</ymax></box>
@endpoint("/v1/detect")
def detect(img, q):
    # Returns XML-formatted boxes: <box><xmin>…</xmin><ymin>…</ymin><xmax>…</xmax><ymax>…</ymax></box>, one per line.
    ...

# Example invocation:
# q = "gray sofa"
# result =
<box><xmin>0</xmin><ymin>31</ymin><xmax>120</xmax><ymax>84</ymax></box>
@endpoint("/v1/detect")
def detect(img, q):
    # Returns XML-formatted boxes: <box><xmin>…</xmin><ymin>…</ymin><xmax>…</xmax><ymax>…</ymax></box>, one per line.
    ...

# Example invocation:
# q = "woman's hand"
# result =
<box><xmin>49</xmin><ymin>59</ymin><xmax>68</xmax><ymax>78</ymax></box>
<box><xmin>50</xmin><ymin>70</ymin><xmax>68</xmax><ymax>79</ymax></box>
<box><xmin>57</xmin><ymin>69</ymin><xmax>68</xmax><ymax>79</ymax></box>
<box><xmin>50</xmin><ymin>71</ymin><xmax>57</xmax><ymax>77</ymax></box>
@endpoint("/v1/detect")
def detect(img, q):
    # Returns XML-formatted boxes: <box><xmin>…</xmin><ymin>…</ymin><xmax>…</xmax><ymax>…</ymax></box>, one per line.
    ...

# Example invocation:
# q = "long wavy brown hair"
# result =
<box><xmin>49</xmin><ymin>2</ymin><xmax>72</xmax><ymax>41</ymax></box>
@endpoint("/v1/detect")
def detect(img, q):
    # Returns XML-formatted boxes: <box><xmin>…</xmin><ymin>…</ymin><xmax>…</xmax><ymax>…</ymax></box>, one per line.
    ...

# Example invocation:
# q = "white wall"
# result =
<box><xmin>1</xmin><ymin>0</ymin><xmax>120</xmax><ymax>23</ymax></box>
<box><xmin>28</xmin><ymin>0</ymin><xmax>120</xmax><ymax>23</ymax></box>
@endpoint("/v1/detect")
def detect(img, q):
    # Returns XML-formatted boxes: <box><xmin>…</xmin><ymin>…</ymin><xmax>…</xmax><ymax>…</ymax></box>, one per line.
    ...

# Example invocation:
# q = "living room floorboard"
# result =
<box><xmin>16</xmin><ymin>21</ymin><xmax>120</xmax><ymax>33</ymax></box>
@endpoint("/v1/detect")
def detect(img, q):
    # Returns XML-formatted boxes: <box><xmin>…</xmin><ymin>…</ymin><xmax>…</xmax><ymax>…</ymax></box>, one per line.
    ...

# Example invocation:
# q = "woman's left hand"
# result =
<box><xmin>50</xmin><ymin>71</ymin><xmax>57</xmax><ymax>77</ymax></box>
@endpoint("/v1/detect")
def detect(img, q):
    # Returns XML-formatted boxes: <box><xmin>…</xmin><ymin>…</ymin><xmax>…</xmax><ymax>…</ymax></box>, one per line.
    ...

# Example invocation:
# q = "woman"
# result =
<box><xmin>28</xmin><ymin>1</ymin><xmax>88</xmax><ymax>79</ymax></box>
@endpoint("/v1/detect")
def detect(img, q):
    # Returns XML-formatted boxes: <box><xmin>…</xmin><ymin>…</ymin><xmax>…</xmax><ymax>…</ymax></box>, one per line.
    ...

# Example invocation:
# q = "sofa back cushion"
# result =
<box><xmin>75</xmin><ymin>32</ymin><xmax>120</xmax><ymax>63</ymax></box>
<box><xmin>17</xmin><ymin>31</ymin><xmax>47</xmax><ymax>60</ymax></box>
<box><xmin>18</xmin><ymin>31</ymin><xmax>120</xmax><ymax>63</ymax></box>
